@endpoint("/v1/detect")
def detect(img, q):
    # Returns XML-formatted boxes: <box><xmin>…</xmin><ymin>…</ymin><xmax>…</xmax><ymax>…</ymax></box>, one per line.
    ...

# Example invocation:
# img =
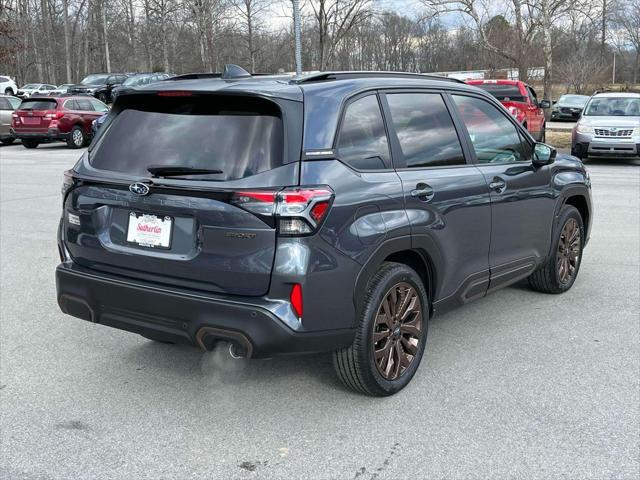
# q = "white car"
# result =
<box><xmin>50</xmin><ymin>84</ymin><xmax>74</xmax><ymax>95</ymax></box>
<box><xmin>572</xmin><ymin>92</ymin><xmax>640</xmax><ymax>161</ymax></box>
<box><xmin>16</xmin><ymin>83</ymin><xmax>57</xmax><ymax>99</ymax></box>
<box><xmin>0</xmin><ymin>76</ymin><xmax>18</xmax><ymax>96</ymax></box>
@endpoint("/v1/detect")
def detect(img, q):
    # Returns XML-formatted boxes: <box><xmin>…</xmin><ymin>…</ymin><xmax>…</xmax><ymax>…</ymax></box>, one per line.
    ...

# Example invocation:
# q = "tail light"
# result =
<box><xmin>231</xmin><ymin>186</ymin><xmax>333</xmax><ymax>236</ymax></box>
<box><xmin>61</xmin><ymin>170</ymin><xmax>76</xmax><ymax>201</ymax></box>
<box><xmin>11</xmin><ymin>113</ymin><xmax>19</xmax><ymax>125</ymax></box>
<box><xmin>44</xmin><ymin>110</ymin><xmax>64</xmax><ymax>120</ymax></box>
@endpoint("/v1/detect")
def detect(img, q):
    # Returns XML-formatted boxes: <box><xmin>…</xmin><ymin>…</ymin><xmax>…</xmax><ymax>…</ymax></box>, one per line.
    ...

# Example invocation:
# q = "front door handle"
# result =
<box><xmin>489</xmin><ymin>177</ymin><xmax>507</xmax><ymax>193</ymax></box>
<box><xmin>410</xmin><ymin>183</ymin><xmax>434</xmax><ymax>201</ymax></box>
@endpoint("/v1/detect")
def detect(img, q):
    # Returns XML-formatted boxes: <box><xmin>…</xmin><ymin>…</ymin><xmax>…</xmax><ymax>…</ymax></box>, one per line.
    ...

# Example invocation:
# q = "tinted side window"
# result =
<box><xmin>0</xmin><ymin>76</ymin><xmax>8</xmax><ymax>82</ymax></box>
<box><xmin>337</xmin><ymin>95</ymin><xmax>390</xmax><ymax>170</ymax></box>
<box><xmin>64</xmin><ymin>99</ymin><xmax>78</xmax><ymax>110</ymax></box>
<box><xmin>386</xmin><ymin>93</ymin><xmax>465</xmax><ymax>168</ymax></box>
<box><xmin>77</xmin><ymin>99</ymin><xmax>94</xmax><ymax>111</ymax></box>
<box><xmin>452</xmin><ymin>95</ymin><xmax>532</xmax><ymax>164</ymax></box>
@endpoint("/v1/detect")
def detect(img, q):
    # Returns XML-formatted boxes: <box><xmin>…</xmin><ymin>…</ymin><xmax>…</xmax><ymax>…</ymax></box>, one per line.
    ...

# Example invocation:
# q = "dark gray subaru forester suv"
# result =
<box><xmin>56</xmin><ymin>69</ymin><xmax>593</xmax><ymax>396</ymax></box>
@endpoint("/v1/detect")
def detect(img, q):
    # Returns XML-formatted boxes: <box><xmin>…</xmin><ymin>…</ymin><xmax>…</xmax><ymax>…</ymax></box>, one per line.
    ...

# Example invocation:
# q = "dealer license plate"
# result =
<box><xmin>126</xmin><ymin>212</ymin><xmax>173</xmax><ymax>249</ymax></box>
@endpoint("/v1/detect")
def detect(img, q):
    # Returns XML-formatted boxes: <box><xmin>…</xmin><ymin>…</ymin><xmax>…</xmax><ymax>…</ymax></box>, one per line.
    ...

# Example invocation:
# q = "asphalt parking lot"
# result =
<box><xmin>1</xmin><ymin>143</ymin><xmax>638</xmax><ymax>480</ymax></box>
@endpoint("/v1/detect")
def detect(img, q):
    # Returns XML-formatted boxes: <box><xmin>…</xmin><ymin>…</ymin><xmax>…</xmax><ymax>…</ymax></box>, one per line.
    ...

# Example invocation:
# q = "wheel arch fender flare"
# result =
<box><xmin>549</xmin><ymin>186</ymin><xmax>591</xmax><ymax>255</ymax></box>
<box><xmin>353</xmin><ymin>236</ymin><xmax>440</xmax><ymax>322</ymax></box>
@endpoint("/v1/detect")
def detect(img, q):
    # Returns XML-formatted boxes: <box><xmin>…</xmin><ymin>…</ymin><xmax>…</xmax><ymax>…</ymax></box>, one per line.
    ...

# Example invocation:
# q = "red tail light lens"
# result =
<box><xmin>44</xmin><ymin>110</ymin><xmax>64</xmax><ymax>119</ymax></box>
<box><xmin>290</xmin><ymin>284</ymin><xmax>303</xmax><ymax>318</ymax></box>
<box><xmin>231</xmin><ymin>187</ymin><xmax>334</xmax><ymax>236</ymax></box>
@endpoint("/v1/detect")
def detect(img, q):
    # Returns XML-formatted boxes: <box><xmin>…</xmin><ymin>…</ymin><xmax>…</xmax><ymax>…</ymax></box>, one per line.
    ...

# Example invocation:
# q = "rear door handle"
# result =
<box><xmin>489</xmin><ymin>178</ymin><xmax>507</xmax><ymax>193</ymax></box>
<box><xmin>410</xmin><ymin>184</ymin><xmax>434</xmax><ymax>201</ymax></box>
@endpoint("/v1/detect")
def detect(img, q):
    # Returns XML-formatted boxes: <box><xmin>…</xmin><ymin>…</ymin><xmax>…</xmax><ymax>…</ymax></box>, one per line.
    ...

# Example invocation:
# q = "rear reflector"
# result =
<box><xmin>290</xmin><ymin>284</ymin><xmax>303</xmax><ymax>318</ymax></box>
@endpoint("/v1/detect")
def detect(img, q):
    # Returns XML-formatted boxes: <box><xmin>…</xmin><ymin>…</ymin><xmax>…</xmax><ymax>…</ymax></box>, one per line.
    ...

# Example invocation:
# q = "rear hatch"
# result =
<box><xmin>62</xmin><ymin>92</ymin><xmax>303</xmax><ymax>296</ymax></box>
<box><xmin>14</xmin><ymin>98</ymin><xmax>58</xmax><ymax>132</ymax></box>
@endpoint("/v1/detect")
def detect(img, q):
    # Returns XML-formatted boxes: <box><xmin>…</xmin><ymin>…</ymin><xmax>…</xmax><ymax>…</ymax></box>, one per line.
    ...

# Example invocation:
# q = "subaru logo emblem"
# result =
<box><xmin>129</xmin><ymin>183</ymin><xmax>150</xmax><ymax>196</ymax></box>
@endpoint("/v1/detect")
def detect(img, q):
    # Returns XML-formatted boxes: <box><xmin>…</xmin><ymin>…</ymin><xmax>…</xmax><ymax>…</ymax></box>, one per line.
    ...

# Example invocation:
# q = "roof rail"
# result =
<box><xmin>292</xmin><ymin>71</ymin><xmax>465</xmax><ymax>84</ymax></box>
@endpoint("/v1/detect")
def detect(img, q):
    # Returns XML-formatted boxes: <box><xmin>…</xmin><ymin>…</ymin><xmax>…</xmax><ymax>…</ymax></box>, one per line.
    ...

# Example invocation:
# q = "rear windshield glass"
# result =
<box><xmin>19</xmin><ymin>99</ymin><xmax>57</xmax><ymax>110</ymax></box>
<box><xmin>90</xmin><ymin>95</ymin><xmax>284</xmax><ymax>181</ymax></box>
<box><xmin>475</xmin><ymin>84</ymin><xmax>526</xmax><ymax>102</ymax></box>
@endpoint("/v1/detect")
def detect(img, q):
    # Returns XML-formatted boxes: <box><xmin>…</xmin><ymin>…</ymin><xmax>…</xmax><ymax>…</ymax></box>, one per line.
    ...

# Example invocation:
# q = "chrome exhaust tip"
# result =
<box><xmin>228</xmin><ymin>342</ymin><xmax>248</xmax><ymax>359</ymax></box>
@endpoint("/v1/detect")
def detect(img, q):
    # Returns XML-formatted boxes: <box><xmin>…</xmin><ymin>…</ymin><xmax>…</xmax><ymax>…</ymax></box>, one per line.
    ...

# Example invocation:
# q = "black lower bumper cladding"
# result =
<box><xmin>56</xmin><ymin>263</ymin><xmax>354</xmax><ymax>358</ymax></box>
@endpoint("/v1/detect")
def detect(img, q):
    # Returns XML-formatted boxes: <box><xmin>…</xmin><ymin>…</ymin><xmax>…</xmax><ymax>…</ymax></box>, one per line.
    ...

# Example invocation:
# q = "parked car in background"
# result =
<box><xmin>572</xmin><ymin>92</ymin><xmax>640</xmax><ymax>161</ymax></box>
<box><xmin>12</xmin><ymin>96</ymin><xmax>108</xmax><ymax>149</ymax></box>
<box><xmin>550</xmin><ymin>94</ymin><xmax>589</xmax><ymax>121</ymax></box>
<box><xmin>466</xmin><ymin>79</ymin><xmax>550</xmax><ymax>142</ymax></box>
<box><xmin>16</xmin><ymin>83</ymin><xmax>57</xmax><ymax>98</ymax></box>
<box><xmin>50</xmin><ymin>84</ymin><xmax>75</xmax><ymax>96</ymax></box>
<box><xmin>0</xmin><ymin>76</ymin><xmax>18</xmax><ymax>96</ymax></box>
<box><xmin>56</xmin><ymin>68</ymin><xmax>592</xmax><ymax>396</ymax></box>
<box><xmin>111</xmin><ymin>73</ymin><xmax>171</xmax><ymax>101</ymax></box>
<box><xmin>68</xmin><ymin>73</ymin><xmax>129</xmax><ymax>103</ymax></box>
<box><xmin>91</xmin><ymin>111</ymin><xmax>108</xmax><ymax>136</ymax></box>
<box><xmin>0</xmin><ymin>94</ymin><xmax>21</xmax><ymax>144</ymax></box>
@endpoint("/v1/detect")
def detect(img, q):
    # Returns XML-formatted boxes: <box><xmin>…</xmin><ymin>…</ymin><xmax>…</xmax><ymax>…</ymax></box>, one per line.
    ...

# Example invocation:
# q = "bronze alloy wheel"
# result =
<box><xmin>556</xmin><ymin>218</ymin><xmax>581</xmax><ymax>284</ymax></box>
<box><xmin>372</xmin><ymin>282</ymin><xmax>423</xmax><ymax>381</ymax></box>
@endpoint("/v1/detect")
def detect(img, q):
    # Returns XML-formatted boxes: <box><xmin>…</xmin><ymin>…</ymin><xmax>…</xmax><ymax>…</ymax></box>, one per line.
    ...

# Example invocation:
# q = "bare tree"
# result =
<box><xmin>230</xmin><ymin>0</ymin><xmax>271</xmax><ymax>72</ymax></box>
<box><xmin>421</xmin><ymin>0</ymin><xmax>538</xmax><ymax>81</ymax></box>
<box><xmin>308</xmin><ymin>0</ymin><xmax>372</xmax><ymax>70</ymax></box>
<box><xmin>614</xmin><ymin>0</ymin><xmax>640</xmax><ymax>83</ymax></box>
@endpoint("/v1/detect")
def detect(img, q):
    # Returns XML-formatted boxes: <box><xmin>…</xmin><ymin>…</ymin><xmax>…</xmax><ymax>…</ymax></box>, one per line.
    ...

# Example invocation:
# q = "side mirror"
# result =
<box><xmin>539</xmin><ymin>100</ymin><xmax>552</xmax><ymax>109</ymax></box>
<box><xmin>533</xmin><ymin>143</ymin><xmax>556</xmax><ymax>167</ymax></box>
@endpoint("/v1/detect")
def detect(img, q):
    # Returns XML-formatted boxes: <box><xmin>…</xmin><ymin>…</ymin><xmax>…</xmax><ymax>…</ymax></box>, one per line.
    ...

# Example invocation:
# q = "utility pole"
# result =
<box><xmin>612</xmin><ymin>51</ymin><xmax>616</xmax><ymax>85</ymax></box>
<box><xmin>292</xmin><ymin>0</ymin><xmax>302</xmax><ymax>76</ymax></box>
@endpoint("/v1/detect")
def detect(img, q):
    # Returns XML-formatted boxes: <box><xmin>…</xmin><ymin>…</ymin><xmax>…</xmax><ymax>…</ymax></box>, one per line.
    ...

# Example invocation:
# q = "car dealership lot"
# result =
<box><xmin>1</xmin><ymin>144</ymin><xmax>638</xmax><ymax>479</ymax></box>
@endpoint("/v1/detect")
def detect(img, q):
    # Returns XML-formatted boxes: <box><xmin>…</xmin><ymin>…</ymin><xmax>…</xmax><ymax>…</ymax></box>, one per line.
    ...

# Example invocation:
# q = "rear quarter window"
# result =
<box><xmin>90</xmin><ymin>95</ymin><xmax>285</xmax><ymax>181</ymax></box>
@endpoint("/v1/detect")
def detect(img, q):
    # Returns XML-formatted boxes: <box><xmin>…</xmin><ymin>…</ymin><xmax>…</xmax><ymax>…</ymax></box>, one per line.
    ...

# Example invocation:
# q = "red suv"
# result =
<box><xmin>12</xmin><ymin>96</ymin><xmax>108</xmax><ymax>149</ymax></box>
<box><xmin>466</xmin><ymin>79</ymin><xmax>550</xmax><ymax>142</ymax></box>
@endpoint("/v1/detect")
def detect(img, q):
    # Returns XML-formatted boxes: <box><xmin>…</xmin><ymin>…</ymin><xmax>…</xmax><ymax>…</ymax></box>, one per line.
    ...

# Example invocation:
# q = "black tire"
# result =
<box><xmin>97</xmin><ymin>92</ymin><xmax>108</xmax><ymax>104</ymax></box>
<box><xmin>67</xmin><ymin>125</ymin><xmax>85</xmax><ymax>149</ymax></box>
<box><xmin>4</xmin><ymin>88</ymin><xmax>13</xmax><ymax>96</ymax></box>
<box><xmin>333</xmin><ymin>262</ymin><xmax>429</xmax><ymax>396</ymax></box>
<box><xmin>22</xmin><ymin>140</ymin><xmax>39</xmax><ymax>149</ymax></box>
<box><xmin>1</xmin><ymin>137</ymin><xmax>15</xmax><ymax>145</ymax></box>
<box><xmin>528</xmin><ymin>205</ymin><xmax>584</xmax><ymax>294</ymax></box>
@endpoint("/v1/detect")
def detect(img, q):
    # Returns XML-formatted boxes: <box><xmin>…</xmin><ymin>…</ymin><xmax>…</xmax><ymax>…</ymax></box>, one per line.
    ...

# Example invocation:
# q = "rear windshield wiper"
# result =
<box><xmin>147</xmin><ymin>165</ymin><xmax>223</xmax><ymax>177</ymax></box>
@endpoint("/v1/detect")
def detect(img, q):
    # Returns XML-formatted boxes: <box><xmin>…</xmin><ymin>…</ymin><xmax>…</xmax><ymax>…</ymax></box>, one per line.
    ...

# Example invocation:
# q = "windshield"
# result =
<box><xmin>90</xmin><ymin>95</ymin><xmax>284</xmax><ymax>181</ymax></box>
<box><xmin>558</xmin><ymin>95</ymin><xmax>588</xmax><ymax>107</ymax></box>
<box><xmin>22</xmin><ymin>84</ymin><xmax>39</xmax><ymax>89</ymax></box>
<box><xmin>81</xmin><ymin>74</ymin><xmax>110</xmax><ymax>85</ymax></box>
<box><xmin>474</xmin><ymin>84</ymin><xmax>527</xmax><ymax>103</ymax></box>
<box><xmin>584</xmin><ymin>97</ymin><xmax>640</xmax><ymax>116</ymax></box>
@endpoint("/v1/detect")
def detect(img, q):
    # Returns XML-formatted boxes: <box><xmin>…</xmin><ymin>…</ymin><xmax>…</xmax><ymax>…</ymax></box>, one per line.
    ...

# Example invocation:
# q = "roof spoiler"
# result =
<box><xmin>163</xmin><ymin>64</ymin><xmax>252</xmax><ymax>82</ymax></box>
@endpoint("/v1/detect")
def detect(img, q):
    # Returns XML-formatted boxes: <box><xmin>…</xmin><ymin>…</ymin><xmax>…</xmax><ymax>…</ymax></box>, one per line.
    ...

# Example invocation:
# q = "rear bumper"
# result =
<box><xmin>56</xmin><ymin>262</ymin><xmax>355</xmax><ymax>358</ymax></box>
<box><xmin>13</xmin><ymin>129</ymin><xmax>69</xmax><ymax>142</ymax></box>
